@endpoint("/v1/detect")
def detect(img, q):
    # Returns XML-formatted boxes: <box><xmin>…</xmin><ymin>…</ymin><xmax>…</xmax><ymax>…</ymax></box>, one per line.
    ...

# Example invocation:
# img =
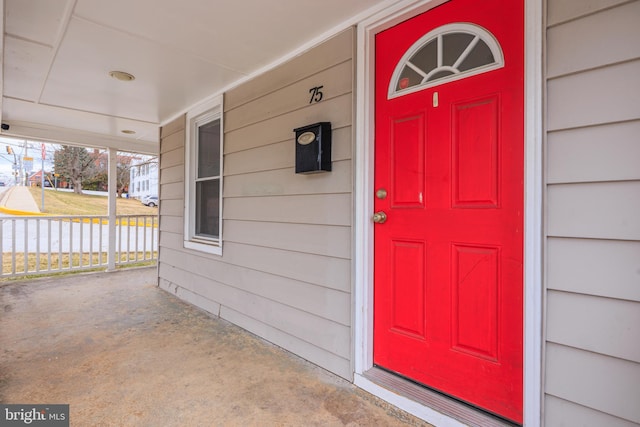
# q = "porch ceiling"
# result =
<box><xmin>1</xmin><ymin>0</ymin><xmax>387</xmax><ymax>153</ymax></box>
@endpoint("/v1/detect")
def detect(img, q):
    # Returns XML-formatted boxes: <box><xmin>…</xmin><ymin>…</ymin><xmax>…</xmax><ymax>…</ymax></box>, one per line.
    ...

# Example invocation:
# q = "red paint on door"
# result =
<box><xmin>373</xmin><ymin>0</ymin><xmax>524</xmax><ymax>422</ymax></box>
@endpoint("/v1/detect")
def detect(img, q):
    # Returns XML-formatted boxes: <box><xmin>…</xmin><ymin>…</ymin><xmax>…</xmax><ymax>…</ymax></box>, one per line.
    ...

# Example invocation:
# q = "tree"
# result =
<box><xmin>88</xmin><ymin>152</ymin><xmax>147</xmax><ymax>198</ymax></box>
<box><xmin>101</xmin><ymin>153</ymin><xmax>147</xmax><ymax>198</ymax></box>
<box><xmin>116</xmin><ymin>156</ymin><xmax>134</xmax><ymax>198</ymax></box>
<box><xmin>53</xmin><ymin>146</ymin><xmax>99</xmax><ymax>194</ymax></box>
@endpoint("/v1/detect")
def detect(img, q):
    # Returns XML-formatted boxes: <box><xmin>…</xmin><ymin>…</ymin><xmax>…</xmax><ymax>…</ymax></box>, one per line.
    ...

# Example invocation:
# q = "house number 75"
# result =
<box><xmin>309</xmin><ymin>86</ymin><xmax>324</xmax><ymax>104</ymax></box>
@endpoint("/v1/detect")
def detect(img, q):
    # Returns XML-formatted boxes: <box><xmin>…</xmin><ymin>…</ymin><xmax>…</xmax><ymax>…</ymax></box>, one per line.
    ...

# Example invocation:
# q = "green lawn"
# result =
<box><xmin>27</xmin><ymin>188</ymin><xmax>158</xmax><ymax>216</ymax></box>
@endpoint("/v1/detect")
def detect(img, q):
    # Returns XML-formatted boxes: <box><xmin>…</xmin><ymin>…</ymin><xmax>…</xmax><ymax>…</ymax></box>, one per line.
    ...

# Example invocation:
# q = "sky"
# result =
<box><xmin>0</xmin><ymin>136</ymin><xmax>56</xmax><ymax>184</ymax></box>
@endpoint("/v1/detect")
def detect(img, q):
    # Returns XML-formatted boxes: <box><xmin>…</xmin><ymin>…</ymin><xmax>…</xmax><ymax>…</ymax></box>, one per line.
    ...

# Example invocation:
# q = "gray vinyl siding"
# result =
<box><xmin>157</xmin><ymin>28</ymin><xmax>355</xmax><ymax>380</ymax></box>
<box><xmin>545</xmin><ymin>1</ymin><xmax>640</xmax><ymax>425</ymax></box>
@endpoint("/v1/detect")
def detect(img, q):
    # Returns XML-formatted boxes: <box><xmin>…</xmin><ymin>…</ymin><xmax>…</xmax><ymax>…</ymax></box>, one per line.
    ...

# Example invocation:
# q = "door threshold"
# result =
<box><xmin>362</xmin><ymin>367</ymin><xmax>519</xmax><ymax>427</ymax></box>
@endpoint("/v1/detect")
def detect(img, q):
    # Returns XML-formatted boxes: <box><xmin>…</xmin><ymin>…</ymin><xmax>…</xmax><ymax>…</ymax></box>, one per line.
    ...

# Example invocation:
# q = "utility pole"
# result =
<box><xmin>22</xmin><ymin>139</ymin><xmax>28</xmax><ymax>186</ymax></box>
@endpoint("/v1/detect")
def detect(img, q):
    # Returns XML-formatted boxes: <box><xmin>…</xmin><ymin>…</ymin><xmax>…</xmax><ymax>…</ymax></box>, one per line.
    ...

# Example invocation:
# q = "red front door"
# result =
<box><xmin>373</xmin><ymin>0</ymin><xmax>524</xmax><ymax>422</ymax></box>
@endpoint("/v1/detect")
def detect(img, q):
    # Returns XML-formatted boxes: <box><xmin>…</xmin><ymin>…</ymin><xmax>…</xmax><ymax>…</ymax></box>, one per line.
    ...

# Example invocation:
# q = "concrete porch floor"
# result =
<box><xmin>0</xmin><ymin>267</ymin><xmax>430</xmax><ymax>426</ymax></box>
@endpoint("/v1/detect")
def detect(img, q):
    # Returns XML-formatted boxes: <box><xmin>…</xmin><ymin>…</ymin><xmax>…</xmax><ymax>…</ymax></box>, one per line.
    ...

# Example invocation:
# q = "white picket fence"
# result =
<box><xmin>0</xmin><ymin>214</ymin><xmax>158</xmax><ymax>278</ymax></box>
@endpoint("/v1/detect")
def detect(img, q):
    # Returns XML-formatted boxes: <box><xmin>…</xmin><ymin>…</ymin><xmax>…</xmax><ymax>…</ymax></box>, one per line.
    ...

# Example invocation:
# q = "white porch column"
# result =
<box><xmin>107</xmin><ymin>148</ymin><xmax>117</xmax><ymax>271</ymax></box>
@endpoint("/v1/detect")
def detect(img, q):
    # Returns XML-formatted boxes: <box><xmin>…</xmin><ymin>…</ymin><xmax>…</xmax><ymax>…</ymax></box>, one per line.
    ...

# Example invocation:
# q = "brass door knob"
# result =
<box><xmin>372</xmin><ymin>211</ymin><xmax>387</xmax><ymax>224</ymax></box>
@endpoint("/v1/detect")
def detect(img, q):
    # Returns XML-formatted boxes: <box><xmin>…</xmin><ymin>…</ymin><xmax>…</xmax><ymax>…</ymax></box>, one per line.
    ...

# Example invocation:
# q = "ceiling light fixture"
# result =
<box><xmin>109</xmin><ymin>71</ymin><xmax>135</xmax><ymax>81</ymax></box>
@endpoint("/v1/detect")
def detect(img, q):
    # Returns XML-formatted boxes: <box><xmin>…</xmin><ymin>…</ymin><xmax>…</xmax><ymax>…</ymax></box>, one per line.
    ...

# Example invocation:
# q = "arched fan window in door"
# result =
<box><xmin>388</xmin><ymin>23</ymin><xmax>504</xmax><ymax>99</ymax></box>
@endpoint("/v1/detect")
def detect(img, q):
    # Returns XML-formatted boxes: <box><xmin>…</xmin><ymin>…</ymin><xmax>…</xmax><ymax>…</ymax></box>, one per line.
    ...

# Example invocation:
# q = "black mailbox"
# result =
<box><xmin>293</xmin><ymin>122</ymin><xmax>331</xmax><ymax>174</ymax></box>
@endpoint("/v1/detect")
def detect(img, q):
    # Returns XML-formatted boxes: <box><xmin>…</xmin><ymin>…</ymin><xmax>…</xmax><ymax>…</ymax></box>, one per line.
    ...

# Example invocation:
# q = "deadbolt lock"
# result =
<box><xmin>375</xmin><ymin>188</ymin><xmax>387</xmax><ymax>199</ymax></box>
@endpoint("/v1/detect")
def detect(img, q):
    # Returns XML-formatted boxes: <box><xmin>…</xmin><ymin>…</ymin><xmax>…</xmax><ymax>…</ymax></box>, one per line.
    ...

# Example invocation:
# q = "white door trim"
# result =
<box><xmin>353</xmin><ymin>0</ymin><xmax>544</xmax><ymax>425</ymax></box>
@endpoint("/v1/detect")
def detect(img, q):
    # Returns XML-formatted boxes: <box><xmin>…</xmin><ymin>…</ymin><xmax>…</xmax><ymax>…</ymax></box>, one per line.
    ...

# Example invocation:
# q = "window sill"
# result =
<box><xmin>184</xmin><ymin>239</ymin><xmax>222</xmax><ymax>256</ymax></box>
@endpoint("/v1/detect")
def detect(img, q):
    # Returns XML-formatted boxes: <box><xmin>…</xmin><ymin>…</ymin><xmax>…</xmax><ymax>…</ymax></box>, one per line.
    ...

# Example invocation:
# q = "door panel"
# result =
<box><xmin>391</xmin><ymin>239</ymin><xmax>426</xmax><ymax>338</ymax></box>
<box><xmin>453</xmin><ymin>96</ymin><xmax>499</xmax><ymax>207</ymax></box>
<box><xmin>451</xmin><ymin>244</ymin><xmax>499</xmax><ymax>360</ymax></box>
<box><xmin>391</xmin><ymin>114</ymin><xmax>426</xmax><ymax>208</ymax></box>
<box><xmin>373</xmin><ymin>0</ymin><xmax>524</xmax><ymax>422</ymax></box>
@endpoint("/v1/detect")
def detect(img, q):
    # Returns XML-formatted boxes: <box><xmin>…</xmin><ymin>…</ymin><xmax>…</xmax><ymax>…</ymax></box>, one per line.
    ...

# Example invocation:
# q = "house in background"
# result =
<box><xmin>2</xmin><ymin>0</ymin><xmax>639</xmax><ymax>425</ymax></box>
<box><xmin>129</xmin><ymin>157</ymin><xmax>158</xmax><ymax>200</ymax></box>
<box><xmin>27</xmin><ymin>169</ymin><xmax>52</xmax><ymax>187</ymax></box>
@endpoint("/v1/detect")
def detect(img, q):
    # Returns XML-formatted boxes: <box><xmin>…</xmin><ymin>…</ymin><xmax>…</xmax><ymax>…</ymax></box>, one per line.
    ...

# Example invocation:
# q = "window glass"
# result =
<box><xmin>429</xmin><ymin>70</ymin><xmax>455</xmax><ymax>81</ymax></box>
<box><xmin>442</xmin><ymin>33</ymin><xmax>475</xmax><ymax>66</ymax></box>
<box><xmin>396</xmin><ymin>66</ymin><xmax>424</xmax><ymax>91</ymax></box>
<box><xmin>409</xmin><ymin>40</ymin><xmax>438</xmax><ymax>76</ymax></box>
<box><xmin>389</xmin><ymin>23</ymin><xmax>503</xmax><ymax>98</ymax></box>
<box><xmin>458</xmin><ymin>40</ymin><xmax>495</xmax><ymax>72</ymax></box>
<box><xmin>195</xmin><ymin>179</ymin><xmax>220</xmax><ymax>238</ymax></box>
<box><xmin>194</xmin><ymin>117</ymin><xmax>221</xmax><ymax>240</ymax></box>
<box><xmin>198</xmin><ymin>120</ymin><xmax>220</xmax><ymax>179</ymax></box>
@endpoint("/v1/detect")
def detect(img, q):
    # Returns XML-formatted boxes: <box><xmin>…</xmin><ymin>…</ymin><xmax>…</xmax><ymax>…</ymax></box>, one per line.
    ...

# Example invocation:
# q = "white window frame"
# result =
<box><xmin>184</xmin><ymin>95</ymin><xmax>224</xmax><ymax>256</ymax></box>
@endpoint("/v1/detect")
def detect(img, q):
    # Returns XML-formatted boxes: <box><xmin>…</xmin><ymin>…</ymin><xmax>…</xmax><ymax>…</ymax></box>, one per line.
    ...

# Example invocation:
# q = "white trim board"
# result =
<box><xmin>353</xmin><ymin>0</ymin><xmax>544</xmax><ymax>426</ymax></box>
